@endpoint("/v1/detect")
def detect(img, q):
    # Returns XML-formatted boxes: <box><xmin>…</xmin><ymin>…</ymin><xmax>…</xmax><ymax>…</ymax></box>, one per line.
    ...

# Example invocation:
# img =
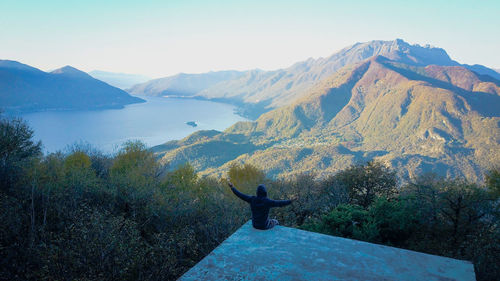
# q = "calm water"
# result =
<box><xmin>15</xmin><ymin>96</ymin><xmax>248</xmax><ymax>153</ymax></box>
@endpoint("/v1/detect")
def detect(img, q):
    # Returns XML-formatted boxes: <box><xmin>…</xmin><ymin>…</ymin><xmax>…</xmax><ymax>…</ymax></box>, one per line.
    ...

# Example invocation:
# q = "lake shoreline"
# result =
<box><xmin>11</xmin><ymin>97</ymin><xmax>248</xmax><ymax>154</ymax></box>
<box><xmin>159</xmin><ymin>95</ymin><xmax>264</xmax><ymax>121</ymax></box>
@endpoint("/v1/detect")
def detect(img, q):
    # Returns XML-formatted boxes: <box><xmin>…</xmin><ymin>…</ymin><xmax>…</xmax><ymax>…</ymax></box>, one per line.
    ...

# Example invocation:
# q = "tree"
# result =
<box><xmin>110</xmin><ymin>140</ymin><xmax>163</xmax><ymax>189</ymax></box>
<box><xmin>334</xmin><ymin>161</ymin><xmax>397</xmax><ymax>208</ymax></box>
<box><xmin>368</xmin><ymin>197</ymin><xmax>418</xmax><ymax>245</ymax></box>
<box><xmin>401</xmin><ymin>175</ymin><xmax>499</xmax><ymax>280</ymax></box>
<box><xmin>273</xmin><ymin>173</ymin><xmax>348</xmax><ymax>227</ymax></box>
<box><xmin>227</xmin><ymin>163</ymin><xmax>266</xmax><ymax>193</ymax></box>
<box><xmin>63</xmin><ymin>151</ymin><xmax>98</xmax><ymax>202</ymax></box>
<box><xmin>485</xmin><ymin>168</ymin><xmax>500</xmax><ymax>198</ymax></box>
<box><xmin>438</xmin><ymin>180</ymin><xmax>493</xmax><ymax>247</ymax></box>
<box><xmin>66</xmin><ymin>142</ymin><xmax>113</xmax><ymax>180</ymax></box>
<box><xmin>110</xmin><ymin>141</ymin><xmax>166</xmax><ymax>217</ymax></box>
<box><xmin>0</xmin><ymin>116</ymin><xmax>41</xmax><ymax>191</ymax></box>
<box><xmin>166</xmin><ymin>163</ymin><xmax>198</xmax><ymax>190</ymax></box>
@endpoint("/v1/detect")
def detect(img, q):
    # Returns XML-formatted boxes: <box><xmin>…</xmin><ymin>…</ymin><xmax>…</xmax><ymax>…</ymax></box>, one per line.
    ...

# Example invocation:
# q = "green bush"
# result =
<box><xmin>368</xmin><ymin>197</ymin><xmax>418</xmax><ymax>245</ymax></box>
<box><xmin>302</xmin><ymin>203</ymin><xmax>376</xmax><ymax>243</ymax></box>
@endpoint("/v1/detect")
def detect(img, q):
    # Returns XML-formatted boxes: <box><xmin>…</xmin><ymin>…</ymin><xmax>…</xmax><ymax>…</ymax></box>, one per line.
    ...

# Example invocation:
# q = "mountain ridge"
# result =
<box><xmin>51</xmin><ymin>65</ymin><xmax>94</xmax><ymax>79</ymax></box>
<box><xmin>128</xmin><ymin>70</ymin><xmax>248</xmax><ymax>97</ymax></box>
<box><xmin>153</xmin><ymin>55</ymin><xmax>500</xmax><ymax>182</ymax></box>
<box><xmin>128</xmin><ymin>39</ymin><xmax>500</xmax><ymax>119</ymax></box>
<box><xmin>0</xmin><ymin>60</ymin><xmax>145</xmax><ymax>113</ymax></box>
<box><xmin>89</xmin><ymin>70</ymin><xmax>151</xmax><ymax>90</ymax></box>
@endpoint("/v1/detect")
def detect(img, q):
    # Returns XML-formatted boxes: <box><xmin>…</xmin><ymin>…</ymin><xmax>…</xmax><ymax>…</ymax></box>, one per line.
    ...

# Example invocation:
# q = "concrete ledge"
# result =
<box><xmin>179</xmin><ymin>221</ymin><xmax>475</xmax><ymax>280</ymax></box>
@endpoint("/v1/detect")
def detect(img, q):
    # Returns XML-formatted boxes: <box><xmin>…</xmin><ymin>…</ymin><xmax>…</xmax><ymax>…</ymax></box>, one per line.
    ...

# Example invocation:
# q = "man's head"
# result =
<box><xmin>256</xmin><ymin>184</ymin><xmax>267</xmax><ymax>198</ymax></box>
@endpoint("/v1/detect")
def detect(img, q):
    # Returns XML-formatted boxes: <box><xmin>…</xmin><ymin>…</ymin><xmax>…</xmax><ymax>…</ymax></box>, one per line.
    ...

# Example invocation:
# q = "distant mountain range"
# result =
<box><xmin>89</xmin><ymin>70</ymin><xmax>150</xmax><ymax>90</ymax></box>
<box><xmin>128</xmin><ymin>70</ymin><xmax>247</xmax><ymax>97</ymax></box>
<box><xmin>130</xmin><ymin>39</ymin><xmax>500</xmax><ymax>119</ymax></box>
<box><xmin>152</xmin><ymin>41</ymin><xmax>500</xmax><ymax>183</ymax></box>
<box><xmin>0</xmin><ymin>60</ymin><xmax>144</xmax><ymax>113</ymax></box>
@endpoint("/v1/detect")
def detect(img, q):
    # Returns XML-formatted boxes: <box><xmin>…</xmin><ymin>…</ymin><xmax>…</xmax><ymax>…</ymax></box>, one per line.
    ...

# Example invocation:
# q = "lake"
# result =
<box><xmin>14</xmin><ymin>96</ymin><xmax>248</xmax><ymax>154</ymax></box>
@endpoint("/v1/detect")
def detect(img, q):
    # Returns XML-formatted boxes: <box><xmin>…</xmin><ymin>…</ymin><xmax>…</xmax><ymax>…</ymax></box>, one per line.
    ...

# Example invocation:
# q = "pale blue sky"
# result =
<box><xmin>1</xmin><ymin>0</ymin><xmax>499</xmax><ymax>77</ymax></box>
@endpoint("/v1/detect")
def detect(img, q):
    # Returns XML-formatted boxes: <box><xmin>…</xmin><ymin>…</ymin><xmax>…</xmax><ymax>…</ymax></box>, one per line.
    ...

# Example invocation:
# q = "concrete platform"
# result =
<box><xmin>179</xmin><ymin>221</ymin><xmax>475</xmax><ymax>281</ymax></box>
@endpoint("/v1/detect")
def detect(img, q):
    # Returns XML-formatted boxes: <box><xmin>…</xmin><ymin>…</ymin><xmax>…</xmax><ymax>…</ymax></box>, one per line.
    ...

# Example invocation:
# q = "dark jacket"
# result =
<box><xmin>231</xmin><ymin>184</ymin><xmax>292</xmax><ymax>230</ymax></box>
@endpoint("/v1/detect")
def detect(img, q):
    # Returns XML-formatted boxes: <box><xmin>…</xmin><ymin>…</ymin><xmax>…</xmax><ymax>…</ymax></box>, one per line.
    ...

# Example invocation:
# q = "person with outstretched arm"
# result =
<box><xmin>228</xmin><ymin>181</ymin><xmax>292</xmax><ymax>230</ymax></box>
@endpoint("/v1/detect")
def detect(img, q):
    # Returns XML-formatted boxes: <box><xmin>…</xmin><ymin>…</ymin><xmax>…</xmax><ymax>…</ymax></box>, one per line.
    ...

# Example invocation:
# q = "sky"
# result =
<box><xmin>1</xmin><ymin>0</ymin><xmax>499</xmax><ymax>78</ymax></box>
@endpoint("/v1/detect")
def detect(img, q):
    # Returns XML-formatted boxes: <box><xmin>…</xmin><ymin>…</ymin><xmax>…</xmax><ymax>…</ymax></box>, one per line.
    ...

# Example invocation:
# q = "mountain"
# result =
<box><xmin>129</xmin><ymin>39</ymin><xmax>500</xmax><ymax>119</ymax></box>
<box><xmin>197</xmin><ymin>39</ymin><xmax>500</xmax><ymax>110</ymax></box>
<box><xmin>0</xmin><ymin>60</ymin><xmax>144</xmax><ymax>113</ymax></box>
<box><xmin>89</xmin><ymin>70</ymin><xmax>150</xmax><ymax>90</ymax></box>
<box><xmin>128</xmin><ymin>70</ymin><xmax>248</xmax><ymax>97</ymax></box>
<box><xmin>153</xmin><ymin>56</ymin><xmax>500</xmax><ymax>183</ymax></box>
<box><xmin>197</xmin><ymin>39</ymin><xmax>458</xmax><ymax>108</ymax></box>
<box><xmin>52</xmin><ymin>65</ymin><xmax>93</xmax><ymax>78</ymax></box>
<box><xmin>461</xmin><ymin>64</ymin><xmax>500</xmax><ymax>81</ymax></box>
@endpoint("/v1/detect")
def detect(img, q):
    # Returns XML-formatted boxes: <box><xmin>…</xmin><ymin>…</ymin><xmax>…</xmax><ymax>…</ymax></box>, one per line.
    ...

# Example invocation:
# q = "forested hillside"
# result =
<box><xmin>154</xmin><ymin>56</ymin><xmax>500</xmax><ymax>182</ymax></box>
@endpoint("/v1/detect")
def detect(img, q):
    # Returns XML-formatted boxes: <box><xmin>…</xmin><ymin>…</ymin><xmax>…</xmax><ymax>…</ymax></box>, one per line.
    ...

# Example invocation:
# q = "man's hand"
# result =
<box><xmin>228</xmin><ymin>181</ymin><xmax>234</xmax><ymax>188</ymax></box>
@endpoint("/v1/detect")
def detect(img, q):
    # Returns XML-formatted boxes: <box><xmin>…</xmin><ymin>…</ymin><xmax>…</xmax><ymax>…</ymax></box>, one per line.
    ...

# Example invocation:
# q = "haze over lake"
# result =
<box><xmin>14</xmin><ymin>96</ymin><xmax>247</xmax><ymax>153</ymax></box>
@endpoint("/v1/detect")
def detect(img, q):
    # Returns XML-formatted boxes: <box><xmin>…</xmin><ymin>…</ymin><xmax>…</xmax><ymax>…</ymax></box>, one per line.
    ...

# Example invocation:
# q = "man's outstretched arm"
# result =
<box><xmin>271</xmin><ymin>198</ymin><xmax>292</xmax><ymax>207</ymax></box>
<box><xmin>228</xmin><ymin>182</ymin><xmax>252</xmax><ymax>203</ymax></box>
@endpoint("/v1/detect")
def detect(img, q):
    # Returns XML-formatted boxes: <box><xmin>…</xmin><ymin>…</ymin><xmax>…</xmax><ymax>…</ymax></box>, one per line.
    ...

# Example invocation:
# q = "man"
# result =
<box><xmin>228</xmin><ymin>182</ymin><xmax>292</xmax><ymax>230</ymax></box>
